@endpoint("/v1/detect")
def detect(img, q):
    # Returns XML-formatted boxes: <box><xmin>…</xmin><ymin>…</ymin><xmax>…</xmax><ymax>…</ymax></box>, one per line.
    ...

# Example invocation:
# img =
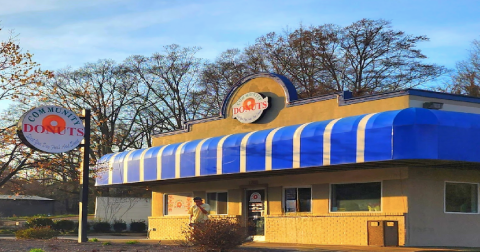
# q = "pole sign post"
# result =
<box><xmin>17</xmin><ymin>105</ymin><xmax>90</xmax><ymax>243</ymax></box>
<box><xmin>78</xmin><ymin>109</ymin><xmax>90</xmax><ymax>243</ymax></box>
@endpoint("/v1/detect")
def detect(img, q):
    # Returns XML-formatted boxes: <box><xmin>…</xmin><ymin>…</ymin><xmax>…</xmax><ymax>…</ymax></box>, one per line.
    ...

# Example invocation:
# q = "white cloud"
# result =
<box><xmin>51</xmin><ymin>3</ymin><xmax>202</xmax><ymax>35</ymax></box>
<box><xmin>0</xmin><ymin>0</ymin><xmax>60</xmax><ymax>15</ymax></box>
<box><xmin>2</xmin><ymin>0</ymin><xmax>480</xmax><ymax>73</ymax></box>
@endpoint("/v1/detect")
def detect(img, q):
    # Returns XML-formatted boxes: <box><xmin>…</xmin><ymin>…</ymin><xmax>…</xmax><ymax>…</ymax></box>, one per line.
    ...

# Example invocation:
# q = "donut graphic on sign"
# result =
<box><xmin>42</xmin><ymin>115</ymin><xmax>67</xmax><ymax>133</ymax></box>
<box><xmin>176</xmin><ymin>201</ymin><xmax>183</xmax><ymax>208</ymax></box>
<box><xmin>232</xmin><ymin>92</ymin><xmax>269</xmax><ymax>123</ymax></box>
<box><xmin>243</xmin><ymin>98</ymin><xmax>256</xmax><ymax>110</ymax></box>
<box><xmin>249</xmin><ymin>192</ymin><xmax>262</xmax><ymax>203</ymax></box>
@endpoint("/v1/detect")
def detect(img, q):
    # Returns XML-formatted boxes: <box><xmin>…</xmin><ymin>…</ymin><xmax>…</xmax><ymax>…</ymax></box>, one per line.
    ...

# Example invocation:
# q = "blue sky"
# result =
<box><xmin>1</xmin><ymin>0</ymin><xmax>479</xmax><ymax>83</ymax></box>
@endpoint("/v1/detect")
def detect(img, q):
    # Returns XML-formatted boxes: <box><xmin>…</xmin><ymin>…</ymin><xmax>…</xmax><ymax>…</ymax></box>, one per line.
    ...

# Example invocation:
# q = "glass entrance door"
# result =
<box><xmin>246</xmin><ymin>189</ymin><xmax>265</xmax><ymax>237</ymax></box>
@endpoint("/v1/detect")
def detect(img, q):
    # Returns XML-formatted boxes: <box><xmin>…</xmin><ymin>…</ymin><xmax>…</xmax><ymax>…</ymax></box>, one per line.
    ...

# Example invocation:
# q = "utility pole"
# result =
<box><xmin>78</xmin><ymin>109</ymin><xmax>91</xmax><ymax>243</ymax></box>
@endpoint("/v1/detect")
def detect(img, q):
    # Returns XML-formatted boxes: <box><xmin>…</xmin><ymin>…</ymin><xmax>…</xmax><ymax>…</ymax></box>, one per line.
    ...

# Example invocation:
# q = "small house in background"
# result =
<box><xmin>0</xmin><ymin>195</ymin><xmax>55</xmax><ymax>217</ymax></box>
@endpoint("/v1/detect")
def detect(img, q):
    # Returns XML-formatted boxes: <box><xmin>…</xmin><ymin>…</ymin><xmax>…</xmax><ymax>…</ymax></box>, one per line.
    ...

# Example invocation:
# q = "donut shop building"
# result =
<box><xmin>96</xmin><ymin>73</ymin><xmax>480</xmax><ymax>247</ymax></box>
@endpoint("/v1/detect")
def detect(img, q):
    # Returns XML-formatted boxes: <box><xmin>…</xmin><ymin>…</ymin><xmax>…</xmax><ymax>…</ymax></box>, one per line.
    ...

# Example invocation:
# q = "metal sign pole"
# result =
<box><xmin>78</xmin><ymin>109</ymin><xmax>91</xmax><ymax>243</ymax></box>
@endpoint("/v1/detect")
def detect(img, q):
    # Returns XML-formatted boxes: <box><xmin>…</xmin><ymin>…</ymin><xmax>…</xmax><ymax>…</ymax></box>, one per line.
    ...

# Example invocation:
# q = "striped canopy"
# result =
<box><xmin>95</xmin><ymin>108</ymin><xmax>480</xmax><ymax>186</ymax></box>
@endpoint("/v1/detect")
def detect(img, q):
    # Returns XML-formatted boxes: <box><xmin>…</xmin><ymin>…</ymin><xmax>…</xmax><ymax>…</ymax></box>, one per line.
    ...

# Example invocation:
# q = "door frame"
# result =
<box><xmin>243</xmin><ymin>186</ymin><xmax>268</xmax><ymax>241</ymax></box>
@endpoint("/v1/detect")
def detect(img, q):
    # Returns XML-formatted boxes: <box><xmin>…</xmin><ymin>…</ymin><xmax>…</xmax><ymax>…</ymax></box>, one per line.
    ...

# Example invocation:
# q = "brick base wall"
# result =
<box><xmin>265</xmin><ymin>214</ymin><xmax>405</xmax><ymax>246</ymax></box>
<box><xmin>149</xmin><ymin>214</ymin><xmax>405</xmax><ymax>245</ymax></box>
<box><xmin>148</xmin><ymin>215</ymin><xmax>241</xmax><ymax>240</ymax></box>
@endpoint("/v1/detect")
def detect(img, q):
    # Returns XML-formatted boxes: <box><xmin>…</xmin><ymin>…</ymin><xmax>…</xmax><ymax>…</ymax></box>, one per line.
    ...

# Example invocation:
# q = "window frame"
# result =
<box><xmin>444</xmin><ymin>181</ymin><xmax>480</xmax><ymax>215</ymax></box>
<box><xmin>163</xmin><ymin>192</ymin><xmax>193</xmax><ymax>216</ymax></box>
<box><xmin>206</xmin><ymin>191</ymin><xmax>229</xmax><ymax>215</ymax></box>
<box><xmin>329</xmin><ymin>181</ymin><xmax>383</xmax><ymax>213</ymax></box>
<box><xmin>282</xmin><ymin>185</ymin><xmax>312</xmax><ymax>213</ymax></box>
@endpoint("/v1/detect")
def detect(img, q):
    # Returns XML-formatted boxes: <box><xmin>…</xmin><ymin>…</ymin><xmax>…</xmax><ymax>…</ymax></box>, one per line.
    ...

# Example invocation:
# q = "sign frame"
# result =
<box><xmin>17</xmin><ymin>105</ymin><xmax>85</xmax><ymax>153</ymax></box>
<box><xmin>232</xmin><ymin>92</ymin><xmax>269</xmax><ymax>123</ymax></box>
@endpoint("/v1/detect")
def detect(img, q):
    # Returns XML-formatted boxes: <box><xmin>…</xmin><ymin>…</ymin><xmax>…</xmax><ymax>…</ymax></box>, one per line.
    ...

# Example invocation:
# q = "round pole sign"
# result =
<box><xmin>17</xmin><ymin>105</ymin><xmax>85</xmax><ymax>153</ymax></box>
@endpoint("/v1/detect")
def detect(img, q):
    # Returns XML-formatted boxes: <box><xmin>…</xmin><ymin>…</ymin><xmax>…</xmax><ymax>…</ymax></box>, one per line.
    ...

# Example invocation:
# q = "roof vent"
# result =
<box><xmin>423</xmin><ymin>102</ymin><xmax>443</xmax><ymax>110</ymax></box>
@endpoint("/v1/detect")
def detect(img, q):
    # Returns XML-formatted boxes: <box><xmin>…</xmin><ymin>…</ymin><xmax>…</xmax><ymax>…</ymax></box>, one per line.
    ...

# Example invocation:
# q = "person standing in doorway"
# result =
<box><xmin>188</xmin><ymin>196</ymin><xmax>210</xmax><ymax>227</ymax></box>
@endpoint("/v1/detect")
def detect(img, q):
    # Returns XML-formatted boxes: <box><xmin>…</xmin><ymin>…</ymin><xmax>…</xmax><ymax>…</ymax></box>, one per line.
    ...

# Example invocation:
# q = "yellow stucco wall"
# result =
<box><xmin>151</xmin><ymin>192</ymin><xmax>163</xmax><ymax>217</ymax></box>
<box><xmin>148</xmin><ymin>168</ymin><xmax>407</xmax><ymax>244</ymax></box>
<box><xmin>148</xmin><ymin>75</ymin><xmax>411</xmax><ymax>244</ymax></box>
<box><xmin>152</xmin><ymin>77</ymin><xmax>410</xmax><ymax>146</ymax></box>
<box><xmin>227</xmin><ymin>189</ymin><xmax>242</xmax><ymax>216</ymax></box>
<box><xmin>149</xmin><ymin>168</ymin><xmax>407</xmax><ymax>216</ymax></box>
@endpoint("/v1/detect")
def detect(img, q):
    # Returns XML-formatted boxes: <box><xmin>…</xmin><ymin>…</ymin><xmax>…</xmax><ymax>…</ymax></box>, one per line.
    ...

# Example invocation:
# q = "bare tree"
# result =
<box><xmin>337</xmin><ymin>19</ymin><xmax>446</xmax><ymax>96</ymax></box>
<box><xmin>0</xmin><ymin>131</ymin><xmax>34</xmax><ymax>188</ymax></box>
<box><xmin>126</xmin><ymin>44</ymin><xmax>204</xmax><ymax>137</ymax></box>
<box><xmin>201</xmin><ymin>19</ymin><xmax>447</xmax><ymax>102</ymax></box>
<box><xmin>441</xmin><ymin>39</ymin><xmax>480</xmax><ymax>97</ymax></box>
<box><xmin>199</xmin><ymin>49</ymin><xmax>257</xmax><ymax>116</ymax></box>
<box><xmin>251</xmin><ymin>24</ymin><xmax>340</xmax><ymax>97</ymax></box>
<box><xmin>0</xmin><ymin>28</ymin><xmax>53</xmax><ymax>102</ymax></box>
<box><xmin>0</xmin><ymin>103</ymin><xmax>37</xmax><ymax>188</ymax></box>
<box><xmin>0</xmin><ymin>26</ymin><xmax>52</xmax><ymax>187</ymax></box>
<box><xmin>45</xmin><ymin>60</ymin><xmax>144</xmax><ymax>161</ymax></box>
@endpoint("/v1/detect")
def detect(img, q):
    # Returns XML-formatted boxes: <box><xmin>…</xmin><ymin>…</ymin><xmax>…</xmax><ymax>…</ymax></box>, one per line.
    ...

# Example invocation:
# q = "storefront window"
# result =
<box><xmin>163</xmin><ymin>193</ymin><xmax>193</xmax><ymax>215</ymax></box>
<box><xmin>331</xmin><ymin>182</ymin><xmax>381</xmax><ymax>212</ymax></box>
<box><xmin>445</xmin><ymin>182</ymin><xmax>478</xmax><ymax>213</ymax></box>
<box><xmin>284</xmin><ymin>187</ymin><xmax>311</xmax><ymax>212</ymax></box>
<box><xmin>207</xmin><ymin>192</ymin><xmax>228</xmax><ymax>215</ymax></box>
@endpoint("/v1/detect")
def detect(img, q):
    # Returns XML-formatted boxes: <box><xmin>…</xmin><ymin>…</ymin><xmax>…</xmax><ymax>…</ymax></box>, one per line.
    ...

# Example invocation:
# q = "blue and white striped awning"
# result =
<box><xmin>95</xmin><ymin>108</ymin><xmax>480</xmax><ymax>186</ymax></box>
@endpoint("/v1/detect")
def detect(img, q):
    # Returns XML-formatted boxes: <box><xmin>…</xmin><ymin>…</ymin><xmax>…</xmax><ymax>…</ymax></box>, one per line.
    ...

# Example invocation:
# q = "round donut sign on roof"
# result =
<box><xmin>232</xmin><ymin>92</ymin><xmax>269</xmax><ymax>123</ymax></box>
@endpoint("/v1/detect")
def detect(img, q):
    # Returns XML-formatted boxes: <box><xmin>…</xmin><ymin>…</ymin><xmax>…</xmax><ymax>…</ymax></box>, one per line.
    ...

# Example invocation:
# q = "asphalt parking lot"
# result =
<box><xmin>1</xmin><ymin>234</ymin><xmax>478</xmax><ymax>252</ymax></box>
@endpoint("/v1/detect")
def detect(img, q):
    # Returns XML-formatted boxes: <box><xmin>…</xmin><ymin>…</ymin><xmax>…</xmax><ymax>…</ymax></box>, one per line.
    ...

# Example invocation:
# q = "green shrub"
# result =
<box><xmin>0</xmin><ymin>228</ymin><xmax>15</xmax><ymax>234</ymax></box>
<box><xmin>26</xmin><ymin>217</ymin><xmax>54</xmax><ymax>228</ymax></box>
<box><xmin>53</xmin><ymin>219</ymin><xmax>75</xmax><ymax>233</ymax></box>
<box><xmin>29</xmin><ymin>249</ymin><xmax>45</xmax><ymax>252</ymax></box>
<box><xmin>126</xmin><ymin>240</ymin><xmax>139</xmax><ymax>244</ymax></box>
<box><xmin>113</xmin><ymin>220</ymin><xmax>127</xmax><ymax>232</ymax></box>
<box><xmin>89</xmin><ymin>238</ymin><xmax>99</xmax><ymax>242</ymax></box>
<box><xmin>15</xmin><ymin>226</ymin><xmax>58</xmax><ymax>239</ymax></box>
<box><xmin>129</xmin><ymin>221</ymin><xmax>146</xmax><ymax>232</ymax></box>
<box><xmin>103</xmin><ymin>241</ymin><xmax>111</xmax><ymax>246</ymax></box>
<box><xmin>92</xmin><ymin>222</ymin><xmax>111</xmax><ymax>232</ymax></box>
<box><xmin>183</xmin><ymin>218</ymin><xmax>248</xmax><ymax>252</ymax></box>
